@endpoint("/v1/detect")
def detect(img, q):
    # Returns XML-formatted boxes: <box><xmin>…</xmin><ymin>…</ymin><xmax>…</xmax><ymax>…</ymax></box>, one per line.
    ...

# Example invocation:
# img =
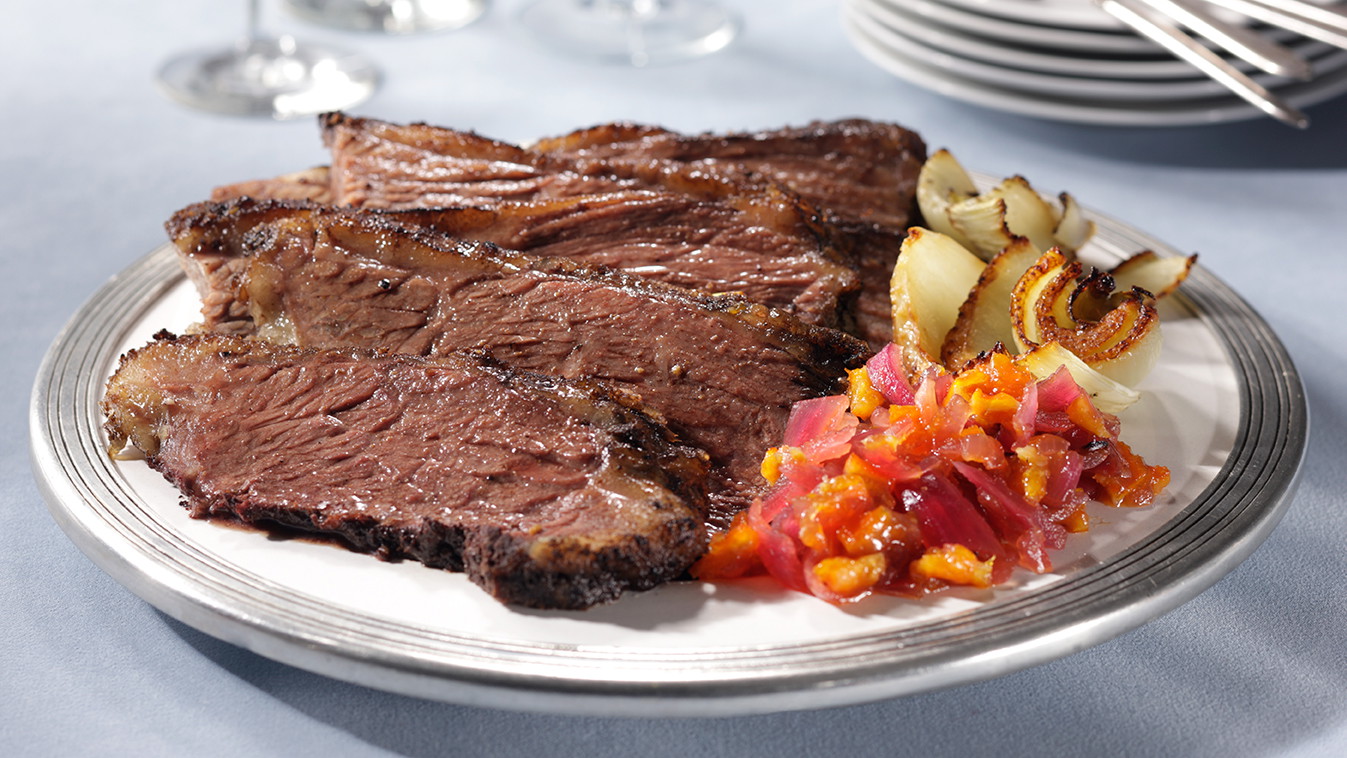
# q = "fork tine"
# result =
<box><xmin>1199</xmin><ymin>0</ymin><xmax>1347</xmax><ymax>49</ymax></box>
<box><xmin>1135</xmin><ymin>0</ymin><xmax>1313</xmax><ymax>78</ymax></box>
<box><xmin>1098</xmin><ymin>0</ymin><xmax>1311</xmax><ymax>127</ymax></box>
<box><xmin>1244</xmin><ymin>0</ymin><xmax>1347</xmax><ymax>33</ymax></box>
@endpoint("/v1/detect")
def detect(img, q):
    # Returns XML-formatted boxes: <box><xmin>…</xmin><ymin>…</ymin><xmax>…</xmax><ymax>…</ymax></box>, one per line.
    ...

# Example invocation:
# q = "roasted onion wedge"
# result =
<box><xmin>948</xmin><ymin>176</ymin><xmax>1058</xmax><ymax>257</ymax></box>
<box><xmin>1110</xmin><ymin>250</ymin><xmax>1199</xmax><ymax>299</ymax></box>
<box><xmin>1011</xmin><ymin>249</ymin><xmax>1163</xmax><ymax>387</ymax></box>
<box><xmin>916</xmin><ymin>150</ymin><xmax>1095</xmax><ymax>261</ymax></box>
<box><xmin>1053</xmin><ymin>192</ymin><xmax>1095</xmax><ymax>252</ymax></box>
<box><xmin>915</xmin><ymin>149</ymin><xmax>978</xmax><ymax>242</ymax></box>
<box><xmin>889</xmin><ymin>228</ymin><xmax>987</xmax><ymax>378</ymax></box>
<box><xmin>942</xmin><ymin>236</ymin><xmax>1043</xmax><ymax>368</ymax></box>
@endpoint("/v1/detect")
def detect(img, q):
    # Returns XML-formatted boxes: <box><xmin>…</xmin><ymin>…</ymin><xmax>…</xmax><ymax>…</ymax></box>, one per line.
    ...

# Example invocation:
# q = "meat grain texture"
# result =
<box><xmin>113</xmin><ymin>116</ymin><xmax>925</xmax><ymax>609</ymax></box>
<box><xmin>104</xmin><ymin>334</ymin><xmax>710</xmax><ymax>610</ymax></box>
<box><xmin>168</xmin><ymin>199</ymin><xmax>869</xmax><ymax>526</ymax></box>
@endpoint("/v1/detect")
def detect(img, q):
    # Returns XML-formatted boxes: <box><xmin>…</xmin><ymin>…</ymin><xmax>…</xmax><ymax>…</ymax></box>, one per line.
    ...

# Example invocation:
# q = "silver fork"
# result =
<box><xmin>1198</xmin><ymin>0</ymin><xmax>1347</xmax><ymax>49</ymax></box>
<box><xmin>1097</xmin><ymin>0</ymin><xmax>1311</xmax><ymax>127</ymax></box>
<box><xmin>1136</xmin><ymin>0</ymin><xmax>1312</xmax><ymax>78</ymax></box>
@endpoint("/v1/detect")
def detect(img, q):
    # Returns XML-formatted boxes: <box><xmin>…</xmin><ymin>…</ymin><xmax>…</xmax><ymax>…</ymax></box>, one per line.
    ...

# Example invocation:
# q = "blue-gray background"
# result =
<box><xmin>3</xmin><ymin>2</ymin><xmax>1345</xmax><ymax>755</ymax></box>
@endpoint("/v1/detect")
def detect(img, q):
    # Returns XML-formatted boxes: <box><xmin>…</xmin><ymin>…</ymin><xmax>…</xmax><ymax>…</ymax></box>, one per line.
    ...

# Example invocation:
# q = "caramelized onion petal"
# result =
<box><xmin>1109</xmin><ymin>251</ymin><xmax>1199</xmax><ymax>300</ymax></box>
<box><xmin>889</xmin><ymin>228</ymin><xmax>987</xmax><ymax>380</ymax></box>
<box><xmin>915</xmin><ymin>148</ymin><xmax>979</xmax><ymax>244</ymax></box>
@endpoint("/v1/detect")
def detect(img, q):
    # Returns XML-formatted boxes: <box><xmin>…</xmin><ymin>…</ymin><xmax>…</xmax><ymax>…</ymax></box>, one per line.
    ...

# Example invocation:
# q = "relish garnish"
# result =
<box><xmin>691</xmin><ymin>344</ymin><xmax>1169</xmax><ymax>603</ymax></box>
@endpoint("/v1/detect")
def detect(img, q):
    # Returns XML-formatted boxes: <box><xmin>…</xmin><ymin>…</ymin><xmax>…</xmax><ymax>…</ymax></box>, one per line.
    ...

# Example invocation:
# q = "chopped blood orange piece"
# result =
<box><xmin>846</xmin><ymin>366</ymin><xmax>885</xmax><ymax>420</ymax></box>
<box><xmin>911</xmin><ymin>544</ymin><xmax>995</xmax><ymax>588</ymax></box>
<box><xmin>690</xmin><ymin>513</ymin><xmax>761</xmax><ymax>580</ymax></box>
<box><xmin>811</xmin><ymin>554</ymin><xmax>886</xmax><ymax>598</ymax></box>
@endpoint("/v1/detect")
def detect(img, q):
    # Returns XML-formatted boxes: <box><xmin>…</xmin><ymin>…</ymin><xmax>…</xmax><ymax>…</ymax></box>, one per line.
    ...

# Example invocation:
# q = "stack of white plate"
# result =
<box><xmin>843</xmin><ymin>0</ymin><xmax>1347</xmax><ymax>126</ymax></box>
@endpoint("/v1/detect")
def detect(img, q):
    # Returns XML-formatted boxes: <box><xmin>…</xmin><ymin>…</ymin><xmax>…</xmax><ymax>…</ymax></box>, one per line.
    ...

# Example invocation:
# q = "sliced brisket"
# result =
<box><xmin>321</xmin><ymin>114</ymin><xmax>631</xmax><ymax>208</ymax></box>
<box><xmin>103</xmin><ymin>333</ymin><xmax>710</xmax><ymax>610</ymax></box>
<box><xmin>535</xmin><ymin>119</ymin><xmax>927</xmax><ymax>348</ymax></box>
<box><xmin>167</xmin><ymin>199</ymin><xmax>870</xmax><ymax>526</ymax></box>
<box><xmin>211</xmin><ymin>166</ymin><xmax>334</xmax><ymax>205</ymax></box>
<box><xmin>534</xmin><ymin>119</ymin><xmax>926</xmax><ymax>233</ymax></box>
<box><xmin>380</xmin><ymin>190</ymin><xmax>856</xmax><ymax>326</ymax></box>
<box><xmin>314</xmin><ymin>114</ymin><xmax>923</xmax><ymax>348</ymax></box>
<box><xmin>215</xmin><ymin>115</ymin><xmax>861</xmax><ymax>328</ymax></box>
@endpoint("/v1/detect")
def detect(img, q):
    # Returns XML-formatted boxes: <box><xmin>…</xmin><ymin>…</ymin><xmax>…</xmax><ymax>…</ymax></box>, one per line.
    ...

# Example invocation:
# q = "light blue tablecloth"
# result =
<box><xmin>4</xmin><ymin>2</ymin><xmax>1346</xmax><ymax>755</ymax></box>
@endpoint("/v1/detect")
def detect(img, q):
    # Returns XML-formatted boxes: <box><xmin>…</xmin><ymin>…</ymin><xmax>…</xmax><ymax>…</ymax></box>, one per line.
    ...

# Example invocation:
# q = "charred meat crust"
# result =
<box><xmin>103</xmin><ymin>333</ymin><xmax>711</xmax><ymax>610</ymax></box>
<box><xmin>312</xmin><ymin>113</ymin><xmax>922</xmax><ymax>348</ymax></box>
<box><xmin>181</xmin><ymin>187</ymin><xmax>860</xmax><ymax>329</ymax></box>
<box><xmin>168</xmin><ymin>197</ymin><xmax>869</xmax><ymax>382</ymax></box>
<box><xmin>533</xmin><ymin>117</ymin><xmax>928</xmax><ymax>229</ymax></box>
<box><xmin>167</xmin><ymin>198</ymin><xmax>869</xmax><ymax>527</ymax></box>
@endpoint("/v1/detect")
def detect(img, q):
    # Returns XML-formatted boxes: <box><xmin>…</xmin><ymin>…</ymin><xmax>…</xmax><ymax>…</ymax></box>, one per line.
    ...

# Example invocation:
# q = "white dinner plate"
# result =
<box><xmin>871</xmin><ymin>0</ymin><xmax>1305</xmax><ymax>55</ymax></box>
<box><xmin>845</xmin><ymin>12</ymin><xmax>1347</xmax><ymax>126</ymax></box>
<box><xmin>873</xmin><ymin>0</ymin><xmax>1160</xmax><ymax>53</ymax></box>
<box><xmin>30</xmin><ymin>186</ymin><xmax>1306</xmax><ymax>716</ymax></box>
<box><xmin>854</xmin><ymin>0</ymin><xmax>1307</xmax><ymax>79</ymax></box>
<box><xmin>850</xmin><ymin>2</ymin><xmax>1346</xmax><ymax>102</ymax></box>
<box><xmin>932</xmin><ymin>0</ymin><xmax>1130</xmax><ymax>30</ymax></box>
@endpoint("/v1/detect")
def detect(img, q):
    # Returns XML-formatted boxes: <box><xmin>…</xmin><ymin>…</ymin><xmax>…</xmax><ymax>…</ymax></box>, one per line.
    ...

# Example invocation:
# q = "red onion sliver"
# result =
<box><xmin>865</xmin><ymin>343</ymin><xmax>916</xmax><ymax>405</ymax></box>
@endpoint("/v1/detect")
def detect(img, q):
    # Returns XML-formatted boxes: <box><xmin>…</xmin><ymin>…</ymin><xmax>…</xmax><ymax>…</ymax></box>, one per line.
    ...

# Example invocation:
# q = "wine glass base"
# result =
<box><xmin>284</xmin><ymin>0</ymin><xmax>487</xmax><ymax>34</ymax></box>
<box><xmin>519</xmin><ymin>0</ymin><xmax>738</xmax><ymax>67</ymax></box>
<box><xmin>156</xmin><ymin>37</ymin><xmax>380</xmax><ymax>119</ymax></box>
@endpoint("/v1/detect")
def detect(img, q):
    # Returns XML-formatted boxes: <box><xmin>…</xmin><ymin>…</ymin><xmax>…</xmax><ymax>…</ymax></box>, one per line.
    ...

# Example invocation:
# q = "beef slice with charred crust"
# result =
<box><xmin>397</xmin><ymin>189</ymin><xmax>858</xmax><ymax>328</ymax></box>
<box><xmin>168</xmin><ymin>200</ymin><xmax>870</xmax><ymax>526</ymax></box>
<box><xmin>533</xmin><ymin>119</ymin><xmax>926</xmax><ymax>349</ymax></box>
<box><xmin>534</xmin><ymin>119</ymin><xmax>926</xmax><ymax>233</ymax></box>
<box><xmin>317</xmin><ymin>114</ymin><xmax>632</xmax><ymax>208</ymax></box>
<box><xmin>203</xmin><ymin>187</ymin><xmax>858</xmax><ymax>328</ymax></box>
<box><xmin>215</xmin><ymin>114</ymin><xmax>922</xmax><ymax>346</ymax></box>
<box><xmin>103</xmin><ymin>333</ymin><xmax>710</xmax><ymax>610</ymax></box>
<box><xmin>310</xmin><ymin>114</ymin><xmax>921</xmax><ymax>348</ymax></box>
<box><xmin>262</xmin><ymin>114</ymin><xmax>863</xmax><ymax>328</ymax></box>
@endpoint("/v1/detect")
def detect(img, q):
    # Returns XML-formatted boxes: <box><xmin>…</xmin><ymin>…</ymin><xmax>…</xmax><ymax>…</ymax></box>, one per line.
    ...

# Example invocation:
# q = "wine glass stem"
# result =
<box><xmin>247</xmin><ymin>0</ymin><xmax>263</xmax><ymax>43</ymax></box>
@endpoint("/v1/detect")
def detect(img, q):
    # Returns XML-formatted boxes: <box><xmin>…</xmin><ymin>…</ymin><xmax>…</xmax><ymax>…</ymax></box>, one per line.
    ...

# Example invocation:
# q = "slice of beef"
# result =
<box><xmin>217</xmin><ymin>115</ymin><xmax>859</xmax><ymax>328</ymax></box>
<box><xmin>168</xmin><ymin>200</ymin><xmax>323</xmax><ymax>335</ymax></box>
<box><xmin>535</xmin><ymin>119</ymin><xmax>927</xmax><ymax>348</ymax></box>
<box><xmin>321</xmin><ymin>114</ymin><xmax>633</xmax><ymax>208</ymax></box>
<box><xmin>383</xmin><ymin>190</ymin><xmax>856</xmax><ymax>326</ymax></box>
<box><xmin>168</xmin><ymin>199</ymin><xmax>870</xmax><ymax>526</ymax></box>
<box><xmin>316</xmin><ymin>114</ymin><xmax>922</xmax><ymax>348</ymax></box>
<box><xmin>534</xmin><ymin>119</ymin><xmax>927</xmax><ymax>233</ymax></box>
<box><xmin>211</xmin><ymin>166</ymin><xmax>334</xmax><ymax>205</ymax></box>
<box><xmin>103</xmin><ymin>333</ymin><xmax>710</xmax><ymax>610</ymax></box>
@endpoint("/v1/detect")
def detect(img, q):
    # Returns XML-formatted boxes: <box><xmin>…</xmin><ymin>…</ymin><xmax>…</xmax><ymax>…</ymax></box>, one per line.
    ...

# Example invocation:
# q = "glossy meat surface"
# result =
<box><xmin>103</xmin><ymin>333</ymin><xmax>709</xmax><ymax>610</ymax></box>
<box><xmin>319</xmin><ymin>114</ymin><xmax>924</xmax><ymax>347</ymax></box>
<box><xmin>168</xmin><ymin>199</ymin><xmax>870</xmax><ymax>525</ymax></box>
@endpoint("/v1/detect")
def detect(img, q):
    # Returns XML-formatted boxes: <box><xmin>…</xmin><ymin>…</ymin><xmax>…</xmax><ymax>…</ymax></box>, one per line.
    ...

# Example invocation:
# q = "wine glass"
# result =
<box><xmin>284</xmin><ymin>0</ymin><xmax>487</xmax><ymax>35</ymax></box>
<box><xmin>518</xmin><ymin>0</ymin><xmax>739</xmax><ymax>67</ymax></box>
<box><xmin>156</xmin><ymin>0</ymin><xmax>380</xmax><ymax>118</ymax></box>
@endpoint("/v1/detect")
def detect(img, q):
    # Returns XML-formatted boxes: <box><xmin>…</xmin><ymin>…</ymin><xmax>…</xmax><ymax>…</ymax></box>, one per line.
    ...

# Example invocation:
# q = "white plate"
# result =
<box><xmin>933</xmin><ymin>0</ymin><xmax>1347</xmax><ymax>30</ymax></box>
<box><xmin>30</xmin><ymin>193</ymin><xmax>1306</xmax><ymax>716</ymax></box>
<box><xmin>934</xmin><ymin>0</ymin><xmax>1126</xmax><ymax>30</ymax></box>
<box><xmin>873</xmin><ymin>0</ymin><xmax>1305</xmax><ymax>55</ymax></box>
<box><xmin>851</xmin><ymin>2</ymin><xmax>1346</xmax><ymax>102</ymax></box>
<box><xmin>854</xmin><ymin>0</ymin><xmax>1307</xmax><ymax>79</ymax></box>
<box><xmin>873</xmin><ymin>0</ymin><xmax>1159</xmax><ymax>53</ymax></box>
<box><xmin>846</xmin><ymin>13</ymin><xmax>1347</xmax><ymax>125</ymax></box>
